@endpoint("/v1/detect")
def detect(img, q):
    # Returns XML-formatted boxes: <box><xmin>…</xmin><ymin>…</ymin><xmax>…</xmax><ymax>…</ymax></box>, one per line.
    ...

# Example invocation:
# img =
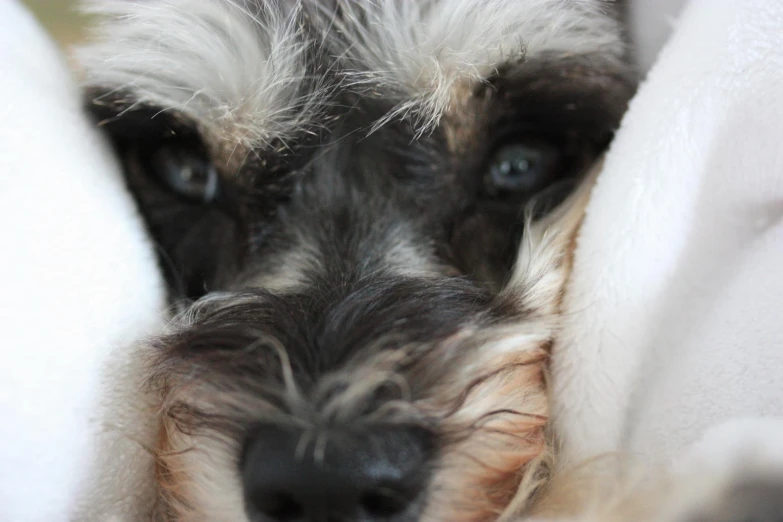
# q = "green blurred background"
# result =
<box><xmin>23</xmin><ymin>0</ymin><xmax>88</xmax><ymax>46</ymax></box>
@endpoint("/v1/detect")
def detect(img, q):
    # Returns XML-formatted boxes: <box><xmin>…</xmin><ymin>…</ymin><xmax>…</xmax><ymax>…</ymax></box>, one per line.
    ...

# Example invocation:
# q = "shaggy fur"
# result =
<box><xmin>78</xmin><ymin>1</ymin><xmax>636</xmax><ymax>521</ymax></box>
<box><xmin>78</xmin><ymin>0</ymin><xmax>630</xmax><ymax>153</ymax></box>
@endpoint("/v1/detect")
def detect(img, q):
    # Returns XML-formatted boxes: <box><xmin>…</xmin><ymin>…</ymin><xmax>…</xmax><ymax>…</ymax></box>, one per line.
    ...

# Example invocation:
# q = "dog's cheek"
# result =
<box><xmin>148</xmin><ymin>337</ymin><xmax>276</xmax><ymax>522</ymax></box>
<box><xmin>156</xmin><ymin>422</ymin><xmax>248</xmax><ymax>522</ymax></box>
<box><xmin>420</xmin><ymin>344</ymin><xmax>550</xmax><ymax>522</ymax></box>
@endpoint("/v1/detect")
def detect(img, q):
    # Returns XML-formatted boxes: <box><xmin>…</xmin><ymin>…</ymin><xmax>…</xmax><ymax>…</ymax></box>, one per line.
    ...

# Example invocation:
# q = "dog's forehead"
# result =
<box><xmin>78</xmin><ymin>0</ymin><xmax>624</xmax><ymax>166</ymax></box>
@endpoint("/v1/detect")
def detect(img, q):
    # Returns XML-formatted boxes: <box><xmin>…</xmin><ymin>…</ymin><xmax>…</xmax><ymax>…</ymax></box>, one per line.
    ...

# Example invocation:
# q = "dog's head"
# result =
<box><xmin>80</xmin><ymin>1</ymin><xmax>634</xmax><ymax>520</ymax></box>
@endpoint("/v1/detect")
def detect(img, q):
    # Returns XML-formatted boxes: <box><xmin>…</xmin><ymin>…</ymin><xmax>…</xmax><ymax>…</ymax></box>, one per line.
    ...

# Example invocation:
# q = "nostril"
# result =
<box><xmin>242</xmin><ymin>424</ymin><xmax>434</xmax><ymax>521</ymax></box>
<box><xmin>360</xmin><ymin>489</ymin><xmax>410</xmax><ymax>518</ymax></box>
<box><xmin>255</xmin><ymin>491</ymin><xmax>304</xmax><ymax>521</ymax></box>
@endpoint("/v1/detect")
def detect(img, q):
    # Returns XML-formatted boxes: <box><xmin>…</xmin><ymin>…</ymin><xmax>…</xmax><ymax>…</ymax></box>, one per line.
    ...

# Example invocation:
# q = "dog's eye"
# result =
<box><xmin>485</xmin><ymin>139</ymin><xmax>561</xmax><ymax>195</ymax></box>
<box><xmin>150</xmin><ymin>145</ymin><xmax>219</xmax><ymax>204</ymax></box>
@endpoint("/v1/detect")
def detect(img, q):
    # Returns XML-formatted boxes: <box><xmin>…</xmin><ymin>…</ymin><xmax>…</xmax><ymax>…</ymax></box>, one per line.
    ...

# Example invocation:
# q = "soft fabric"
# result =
<box><xmin>0</xmin><ymin>2</ymin><xmax>165</xmax><ymax>521</ymax></box>
<box><xmin>553</xmin><ymin>0</ymin><xmax>783</xmax><ymax>467</ymax></box>
<box><xmin>2</xmin><ymin>0</ymin><xmax>783</xmax><ymax>520</ymax></box>
<box><xmin>627</xmin><ymin>0</ymin><xmax>686</xmax><ymax>74</ymax></box>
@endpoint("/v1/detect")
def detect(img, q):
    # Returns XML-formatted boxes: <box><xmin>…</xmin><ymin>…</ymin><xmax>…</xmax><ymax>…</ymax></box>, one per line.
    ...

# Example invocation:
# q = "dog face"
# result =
<box><xmin>80</xmin><ymin>1</ymin><xmax>634</xmax><ymax>520</ymax></box>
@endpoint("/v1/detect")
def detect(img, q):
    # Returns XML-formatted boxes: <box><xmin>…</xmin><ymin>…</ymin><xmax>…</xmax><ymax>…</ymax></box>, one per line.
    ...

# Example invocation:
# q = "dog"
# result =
<box><xmin>77</xmin><ymin>1</ymin><xmax>636</xmax><ymax>520</ymax></box>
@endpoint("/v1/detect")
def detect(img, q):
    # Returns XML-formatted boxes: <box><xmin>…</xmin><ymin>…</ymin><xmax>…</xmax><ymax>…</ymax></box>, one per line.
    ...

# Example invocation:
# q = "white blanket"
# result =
<box><xmin>1</xmin><ymin>0</ymin><xmax>782</xmax><ymax>520</ymax></box>
<box><xmin>553</xmin><ymin>0</ymin><xmax>783</xmax><ymax>467</ymax></box>
<box><xmin>0</xmin><ymin>3</ymin><xmax>165</xmax><ymax>520</ymax></box>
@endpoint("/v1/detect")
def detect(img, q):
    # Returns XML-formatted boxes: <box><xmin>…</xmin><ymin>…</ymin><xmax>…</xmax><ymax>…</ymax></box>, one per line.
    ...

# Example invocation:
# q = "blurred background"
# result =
<box><xmin>23</xmin><ymin>0</ymin><xmax>87</xmax><ymax>47</ymax></box>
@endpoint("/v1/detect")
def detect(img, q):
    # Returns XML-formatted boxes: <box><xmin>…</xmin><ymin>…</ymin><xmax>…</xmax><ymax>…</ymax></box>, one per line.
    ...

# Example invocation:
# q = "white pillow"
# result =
<box><xmin>0</xmin><ymin>2</ymin><xmax>165</xmax><ymax>520</ymax></box>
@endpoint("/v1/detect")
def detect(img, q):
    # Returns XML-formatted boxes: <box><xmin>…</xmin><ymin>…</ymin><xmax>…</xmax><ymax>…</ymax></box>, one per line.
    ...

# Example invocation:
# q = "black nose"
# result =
<box><xmin>242</xmin><ymin>424</ymin><xmax>434</xmax><ymax>522</ymax></box>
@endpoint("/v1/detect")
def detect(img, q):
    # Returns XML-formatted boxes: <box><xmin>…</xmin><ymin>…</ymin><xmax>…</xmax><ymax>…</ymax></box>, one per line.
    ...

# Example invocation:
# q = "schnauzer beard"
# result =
<box><xmin>148</xmin><ymin>174</ymin><xmax>595</xmax><ymax>522</ymax></box>
<box><xmin>77</xmin><ymin>0</ymin><xmax>634</xmax><ymax>520</ymax></box>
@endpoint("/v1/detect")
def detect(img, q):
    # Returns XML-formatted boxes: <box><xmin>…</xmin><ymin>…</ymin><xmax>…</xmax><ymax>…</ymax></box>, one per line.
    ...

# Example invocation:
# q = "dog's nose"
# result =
<box><xmin>242</xmin><ymin>424</ymin><xmax>433</xmax><ymax>521</ymax></box>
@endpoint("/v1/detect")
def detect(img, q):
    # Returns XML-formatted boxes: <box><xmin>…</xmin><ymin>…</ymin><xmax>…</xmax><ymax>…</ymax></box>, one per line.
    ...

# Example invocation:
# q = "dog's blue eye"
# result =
<box><xmin>152</xmin><ymin>146</ymin><xmax>219</xmax><ymax>203</ymax></box>
<box><xmin>486</xmin><ymin>141</ymin><xmax>560</xmax><ymax>193</ymax></box>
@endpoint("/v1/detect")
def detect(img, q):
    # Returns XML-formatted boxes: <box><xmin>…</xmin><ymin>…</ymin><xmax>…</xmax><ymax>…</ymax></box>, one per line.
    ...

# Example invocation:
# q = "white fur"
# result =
<box><xmin>504</xmin><ymin>162</ymin><xmax>600</xmax><ymax>317</ymax></box>
<box><xmin>77</xmin><ymin>0</ymin><xmax>326</xmax><ymax>150</ymax></box>
<box><xmin>78</xmin><ymin>0</ymin><xmax>623</xmax><ymax>144</ymax></box>
<box><xmin>327</xmin><ymin>0</ymin><xmax>624</xmax><ymax>134</ymax></box>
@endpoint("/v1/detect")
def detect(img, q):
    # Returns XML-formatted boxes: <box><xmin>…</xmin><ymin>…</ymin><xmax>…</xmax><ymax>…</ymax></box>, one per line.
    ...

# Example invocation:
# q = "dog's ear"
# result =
<box><xmin>84</xmin><ymin>88</ymin><xmax>243</xmax><ymax>301</ymax></box>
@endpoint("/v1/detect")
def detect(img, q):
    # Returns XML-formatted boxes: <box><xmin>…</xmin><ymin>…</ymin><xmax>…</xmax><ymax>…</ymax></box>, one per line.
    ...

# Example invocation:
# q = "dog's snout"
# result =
<box><xmin>242</xmin><ymin>424</ymin><xmax>433</xmax><ymax>521</ymax></box>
